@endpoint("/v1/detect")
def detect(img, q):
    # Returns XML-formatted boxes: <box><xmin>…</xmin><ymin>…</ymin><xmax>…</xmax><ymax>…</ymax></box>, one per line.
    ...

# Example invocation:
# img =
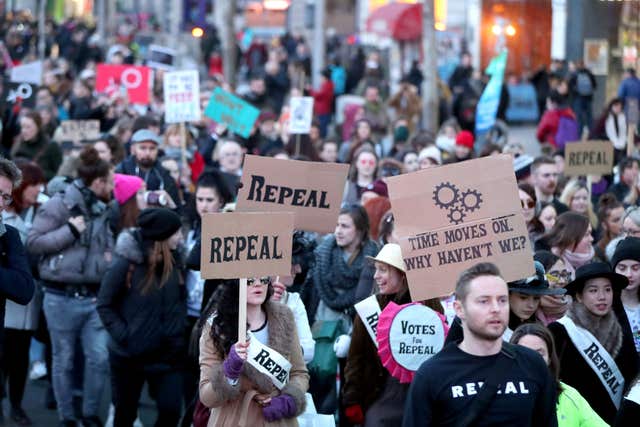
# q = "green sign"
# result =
<box><xmin>204</xmin><ymin>87</ymin><xmax>260</xmax><ymax>138</ymax></box>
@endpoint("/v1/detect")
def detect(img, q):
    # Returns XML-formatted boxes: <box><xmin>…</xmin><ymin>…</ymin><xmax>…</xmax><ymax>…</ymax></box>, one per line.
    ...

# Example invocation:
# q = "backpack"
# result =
<box><xmin>555</xmin><ymin>115</ymin><xmax>580</xmax><ymax>149</ymax></box>
<box><xmin>576</xmin><ymin>72</ymin><xmax>594</xmax><ymax>96</ymax></box>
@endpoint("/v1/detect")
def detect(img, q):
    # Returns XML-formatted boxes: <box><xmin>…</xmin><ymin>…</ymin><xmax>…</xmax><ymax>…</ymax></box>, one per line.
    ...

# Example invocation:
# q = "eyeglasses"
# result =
<box><xmin>0</xmin><ymin>192</ymin><xmax>13</xmax><ymax>206</ymax></box>
<box><xmin>623</xmin><ymin>228</ymin><xmax>640</xmax><ymax>237</ymax></box>
<box><xmin>546</xmin><ymin>270</ymin><xmax>572</xmax><ymax>285</ymax></box>
<box><xmin>520</xmin><ymin>199</ymin><xmax>535</xmax><ymax>209</ymax></box>
<box><xmin>247</xmin><ymin>277</ymin><xmax>271</xmax><ymax>286</ymax></box>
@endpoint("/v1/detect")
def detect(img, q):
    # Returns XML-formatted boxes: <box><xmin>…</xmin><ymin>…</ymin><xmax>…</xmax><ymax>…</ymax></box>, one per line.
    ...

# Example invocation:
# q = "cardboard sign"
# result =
<box><xmin>2</xmin><ymin>82</ymin><xmax>37</xmax><ymax>108</ymax></box>
<box><xmin>204</xmin><ymin>87</ymin><xmax>260</xmax><ymax>138</ymax></box>
<box><xmin>564</xmin><ymin>141</ymin><xmax>614</xmax><ymax>176</ymax></box>
<box><xmin>236</xmin><ymin>155</ymin><xmax>349</xmax><ymax>233</ymax></box>
<box><xmin>164</xmin><ymin>70</ymin><xmax>200</xmax><ymax>123</ymax></box>
<box><xmin>10</xmin><ymin>60</ymin><xmax>43</xmax><ymax>85</ymax></box>
<box><xmin>354</xmin><ymin>295</ymin><xmax>382</xmax><ymax>347</ymax></box>
<box><xmin>95</xmin><ymin>64</ymin><xmax>151</xmax><ymax>104</ymax></box>
<box><xmin>386</xmin><ymin>155</ymin><xmax>534</xmax><ymax>301</ymax></box>
<box><xmin>58</xmin><ymin>120</ymin><xmax>100</xmax><ymax>142</ymax></box>
<box><xmin>246</xmin><ymin>331</ymin><xmax>292</xmax><ymax>390</ymax></box>
<box><xmin>200</xmin><ymin>212</ymin><xmax>293</xmax><ymax>279</ymax></box>
<box><xmin>289</xmin><ymin>97</ymin><xmax>314</xmax><ymax>134</ymax></box>
<box><xmin>377</xmin><ymin>303</ymin><xmax>448</xmax><ymax>383</ymax></box>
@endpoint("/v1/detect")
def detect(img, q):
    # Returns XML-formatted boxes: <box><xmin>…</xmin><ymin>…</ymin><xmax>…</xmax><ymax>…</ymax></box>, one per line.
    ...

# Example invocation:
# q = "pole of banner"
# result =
<box><xmin>180</xmin><ymin>121</ymin><xmax>188</xmax><ymax>180</ymax></box>
<box><xmin>238</xmin><ymin>278</ymin><xmax>247</xmax><ymax>343</ymax></box>
<box><xmin>295</xmin><ymin>71</ymin><xmax>305</xmax><ymax>157</ymax></box>
<box><xmin>627</xmin><ymin>126</ymin><xmax>635</xmax><ymax>157</ymax></box>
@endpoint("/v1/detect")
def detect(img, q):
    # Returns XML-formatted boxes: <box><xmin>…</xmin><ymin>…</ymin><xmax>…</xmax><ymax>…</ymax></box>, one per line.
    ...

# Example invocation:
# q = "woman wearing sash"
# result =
<box><xmin>198</xmin><ymin>278</ymin><xmax>309</xmax><ymax>426</ymax></box>
<box><xmin>549</xmin><ymin>262</ymin><xmax>640</xmax><ymax>423</ymax></box>
<box><xmin>342</xmin><ymin>244</ymin><xmax>443</xmax><ymax>426</ymax></box>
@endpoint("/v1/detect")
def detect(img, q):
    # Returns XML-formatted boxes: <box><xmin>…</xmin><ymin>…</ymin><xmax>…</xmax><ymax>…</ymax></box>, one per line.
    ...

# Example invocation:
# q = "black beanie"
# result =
<box><xmin>611</xmin><ymin>237</ymin><xmax>640</xmax><ymax>269</ymax></box>
<box><xmin>137</xmin><ymin>208</ymin><xmax>182</xmax><ymax>241</ymax></box>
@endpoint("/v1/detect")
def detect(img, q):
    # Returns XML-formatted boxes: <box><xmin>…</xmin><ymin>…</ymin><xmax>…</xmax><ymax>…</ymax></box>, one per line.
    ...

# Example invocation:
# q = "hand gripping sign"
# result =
<box><xmin>200</xmin><ymin>212</ymin><xmax>293</xmax><ymax>342</ymax></box>
<box><xmin>377</xmin><ymin>302</ymin><xmax>449</xmax><ymax>383</ymax></box>
<box><xmin>95</xmin><ymin>64</ymin><xmax>151</xmax><ymax>104</ymax></box>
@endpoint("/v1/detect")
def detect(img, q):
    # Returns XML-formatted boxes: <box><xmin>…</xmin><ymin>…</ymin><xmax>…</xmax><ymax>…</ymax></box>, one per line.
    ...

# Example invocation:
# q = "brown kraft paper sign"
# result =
<box><xmin>564</xmin><ymin>141</ymin><xmax>614</xmax><ymax>176</ymax></box>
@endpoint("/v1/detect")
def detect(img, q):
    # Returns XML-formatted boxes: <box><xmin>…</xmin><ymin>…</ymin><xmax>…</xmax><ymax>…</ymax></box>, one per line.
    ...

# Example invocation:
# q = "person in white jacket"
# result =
<box><xmin>605</xmin><ymin>98</ymin><xmax>628</xmax><ymax>159</ymax></box>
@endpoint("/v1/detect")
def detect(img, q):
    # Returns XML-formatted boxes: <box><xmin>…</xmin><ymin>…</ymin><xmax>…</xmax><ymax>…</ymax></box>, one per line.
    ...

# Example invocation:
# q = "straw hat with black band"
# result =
<box><xmin>366</xmin><ymin>243</ymin><xmax>406</xmax><ymax>273</ymax></box>
<box><xmin>564</xmin><ymin>262</ymin><xmax>628</xmax><ymax>296</ymax></box>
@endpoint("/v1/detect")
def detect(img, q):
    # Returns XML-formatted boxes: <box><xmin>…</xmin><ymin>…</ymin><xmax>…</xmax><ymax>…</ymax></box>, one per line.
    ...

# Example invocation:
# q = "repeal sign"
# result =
<box><xmin>385</xmin><ymin>155</ymin><xmax>534</xmax><ymax>301</ymax></box>
<box><xmin>564</xmin><ymin>141</ymin><xmax>614</xmax><ymax>176</ymax></box>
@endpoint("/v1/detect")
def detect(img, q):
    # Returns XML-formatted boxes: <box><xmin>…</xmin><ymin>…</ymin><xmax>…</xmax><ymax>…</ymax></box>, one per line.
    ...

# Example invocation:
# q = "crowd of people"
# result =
<box><xmin>1</xmin><ymin>9</ymin><xmax>640</xmax><ymax>427</ymax></box>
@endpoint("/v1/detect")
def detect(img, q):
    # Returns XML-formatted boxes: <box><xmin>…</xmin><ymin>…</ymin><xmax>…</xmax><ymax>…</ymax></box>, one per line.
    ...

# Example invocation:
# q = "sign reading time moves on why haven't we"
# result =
<box><xmin>236</xmin><ymin>155</ymin><xmax>349</xmax><ymax>233</ymax></box>
<box><xmin>163</xmin><ymin>70</ymin><xmax>200</xmax><ymax>123</ymax></box>
<box><xmin>386</xmin><ymin>154</ymin><xmax>534</xmax><ymax>301</ymax></box>
<box><xmin>200</xmin><ymin>212</ymin><xmax>294</xmax><ymax>280</ymax></box>
<box><xmin>564</xmin><ymin>141</ymin><xmax>614</xmax><ymax>177</ymax></box>
<box><xmin>204</xmin><ymin>87</ymin><xmax>260</xmax><ymax>138</ymax></box>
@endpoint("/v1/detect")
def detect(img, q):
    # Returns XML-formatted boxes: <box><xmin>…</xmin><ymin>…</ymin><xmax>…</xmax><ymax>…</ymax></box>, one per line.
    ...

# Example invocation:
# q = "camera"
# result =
<box><xmin>144</xmin><ymin>191</ymin><xmax>167</xmax><ymax>207</ymax></box>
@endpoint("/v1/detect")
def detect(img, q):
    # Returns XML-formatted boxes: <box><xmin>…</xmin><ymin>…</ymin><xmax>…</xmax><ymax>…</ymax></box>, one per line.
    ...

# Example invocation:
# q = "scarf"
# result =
<box><xmin>568</xmin><ymin>302</ymin><xmax>623</xmax><ymax>358</ymax></box>
<box><xmin>313</xmin><ymin>235</ymin><xmax>378</xmax><ymax>312</ymax></box>
<box><xmin>537</xmin><ymin>294</ymin><xmax>571</xmax><ymax>325</ymax></box>
<box><xmin>561</xmin><ymin>245</ymin><xmax>595</xmax><ymax>278</ymax></box>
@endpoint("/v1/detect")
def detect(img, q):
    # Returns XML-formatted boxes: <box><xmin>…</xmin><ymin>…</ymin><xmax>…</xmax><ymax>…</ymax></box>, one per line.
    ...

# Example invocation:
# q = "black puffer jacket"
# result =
<box><xmin>97</xmin><ymin>229</ymin><xmax>186</xmax><ymax>366</ymax></box>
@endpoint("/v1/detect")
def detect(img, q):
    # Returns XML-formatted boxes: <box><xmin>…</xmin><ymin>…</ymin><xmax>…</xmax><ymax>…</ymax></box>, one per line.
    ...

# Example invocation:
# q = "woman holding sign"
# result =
<box><xmin>342</xmin><ymin>244</ymin><xmax>444</xmax><ymax>426</ymax></box>
<box><xmin>548</xmin><ymin>262</ymin><xmax>639</xmax><ymax>424</ymax></box>
<box><xmin>198</xmin><ymin>279</ymin><xmax>309</xmax><ymax>426</ymax></box>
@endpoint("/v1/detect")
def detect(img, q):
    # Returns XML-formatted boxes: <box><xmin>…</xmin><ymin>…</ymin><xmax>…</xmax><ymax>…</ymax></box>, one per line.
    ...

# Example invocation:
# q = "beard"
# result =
<box><xmin>136</xmin><ymin>157</ymin><xmax>155</xmax><ymax>169</ymax></box>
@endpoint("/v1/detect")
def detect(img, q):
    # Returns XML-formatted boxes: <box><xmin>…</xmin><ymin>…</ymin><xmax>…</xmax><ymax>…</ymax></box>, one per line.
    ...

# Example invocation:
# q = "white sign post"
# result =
<box><xmin>289</xmin><ymin>97</ymin><xmax>314</xmax><ymax>134</ymax></box>
<box><xmin>163</xmin><ymin>70</ymin><xmax>201</xmax><ymax>123</ymax></box>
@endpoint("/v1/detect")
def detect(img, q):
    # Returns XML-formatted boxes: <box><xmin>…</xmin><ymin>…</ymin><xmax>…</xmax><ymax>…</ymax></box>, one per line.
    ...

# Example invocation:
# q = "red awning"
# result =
<box><xmin>366</xmin><ymin>2</ymin><xmax>423</xmax><ymax>41</ymax></box>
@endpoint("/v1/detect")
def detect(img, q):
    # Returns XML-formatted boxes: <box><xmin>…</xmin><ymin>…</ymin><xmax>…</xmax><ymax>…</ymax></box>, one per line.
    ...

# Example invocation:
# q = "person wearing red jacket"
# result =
<box><xmin>308</xmin><ymin>69</ymin><xmax>335</xmax><ymax>138</ymax></box>
<box><xmin>537</xmin><ymin>91</ymin><xmax>578</xmax><ymax>148</ymax></box>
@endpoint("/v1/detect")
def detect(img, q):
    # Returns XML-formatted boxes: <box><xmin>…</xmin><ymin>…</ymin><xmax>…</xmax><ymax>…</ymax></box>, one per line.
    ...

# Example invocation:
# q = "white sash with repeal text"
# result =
<box><xmin>558</xmin><ymin>315</ymin><xmax>624</xmax><ymax>408</ymax></box>
<box><xmin>246</xmin><ymin>331</ymin><xmax>292</xmax><ymax>390</ymax></box>
<box><xmin>354</xmin><ymin>295</ymin><xmax>382</xmax><ymax>347</ymax></box>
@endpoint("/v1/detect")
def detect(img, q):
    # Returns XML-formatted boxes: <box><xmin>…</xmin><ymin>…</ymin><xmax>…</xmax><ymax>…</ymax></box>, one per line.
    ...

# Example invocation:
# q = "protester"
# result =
<box><xmin>537</xmin><ymin>201</ymin><xmax>558</xmax><ymax>232</ymax></box>
<box><xmin>536</xmin><ymin>212</ymin><xmax>595</xmax><ymax>278</ymax></box>
<box><xmin>338</xmin><ymin>119</ymin><xmax>374</xmax><ymax>164</ymax></box>
<box><xmin>611</xmin><ymin>237</ymin><xmax>640</xmax><ymax>355</ymax></box>
<box><xmin>446</xmin><ymin>130</ymin><xmax>474</xmax><ymax>163</ymax></box>
<box><xmin>548</xmin><ymin>262</ymin><xmax>640</xmax><ymax>423</ymax></box>
<box><xmin>510</xmin><ymin>323</ymin><xmax>608</xmax><ymax>426</ymax></box>
<box><xmin>559</xmin><ymin>179</ymin><xmax>597</xmax><ymax>228</ymax></box>
<box><xmin>198</xmin><ymin>279</ymin><xmax>309</xmax><ymax>426</ymax></box>
<box><xmin>11</xmin><ymin>111</ymin><xmax>63</xmax><ymax>181</ymax></box>
<box><xmin>534</xmin><ymin>251</ymin><xmax>572</xmax><ymax>325</ymax></box>
<box><xmin>601</xmin><ymin>98</ymin><xmax>628</xmax><ymax>162</ymax></box>
<box><xmin>531</xmin><ymin>156</ymin><xmax>569</xmax><ymax>214</ymax></box>
<box><xmin>568</xmin><ymin>61</ymin><xmax>597</xmax><ymax>132</ymax></box>
<box><xmin>0</xmin><ymin>157</ymin><xmax>35</xmax><ymax>424</ymax></box>
<box><xmin>112</xmin><ymin>173</ymin><xmax>146</xmax><ymax>234</ymax></box>
<box><xmin>308</xmin><ymin>69</ymin><xmax>334</xmax><ymax>138</ymax></box>
<box><xmin>417</xmin><ymin>146</ymin><xmax>442</xmax><ymax>169</ymax></box>
<box><xmin>403</xmin><ymin>262</ymin><xmax>558</xmax><ymax>426</ymax></box>
<box><xmin>94</xmin><ymin>134</ymin><xmax>125</xmax><ymax>166</ymax></box>
<box><xmin>537</xmin><ymin>90</ymin><xmax>579</xmax><ymax>150</ymax></box>
<box><xmin>518</xmin><ymin>183</ymin><xmax>545</xmax><ymax>244</ymax></box>
<box><xmin>97</xmin><ymin>208</ymin><xmax>185</xmax><ymax>427</ymax></box>
<box><xmin>608</xmin><ymin>157</ymin><xmax>640</xmax><ymax>204</ymax></box>
<box><xmin>617</xmin><ymin>68</ymin><xmax>640</xmax><ymax>111</ymax></box>
<box><xmin>343</xmin><ymin>243</ymin><xmax>443</xmax><ymax>426</ymax></box>
<box><xmin>343</xmin><ymin>146</ymin><xmax>377</xmax><ymax>206</ymax></box>
<box><xmin>27</xmin><ymin>147</ymin><xmax>114</xmax><ymax>427</ymax></box>
<box><xmin>596</xmin><ymin>193</ymin><xmax>624</xmax><ymax>259</ymax></box>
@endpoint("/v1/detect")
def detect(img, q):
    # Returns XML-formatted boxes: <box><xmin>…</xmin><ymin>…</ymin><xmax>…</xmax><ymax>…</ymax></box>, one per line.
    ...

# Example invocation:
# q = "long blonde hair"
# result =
<box><xmin>559</xmin><ymin>178</ymin><xmax>598</xmax><ymax>229</ymax></box>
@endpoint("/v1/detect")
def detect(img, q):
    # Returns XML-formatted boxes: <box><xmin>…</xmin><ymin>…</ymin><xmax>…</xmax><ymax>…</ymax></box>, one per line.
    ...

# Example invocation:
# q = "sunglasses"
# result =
<box><xmin>247</xmin><ymin>277</ymin><xmax>271</xmax><ymax>286</ymax></box>
<box><xmin>358</xmin><ymin>159</ymin><xmax>376</xmax><ymax>166</ymax></box>
<box><xmin>546</xmin><ymin>270</ymin><xmax>572</xmax><ymax>285</ymax></box>
<box><xmin>520</xmin><ymin>199</ymin><xmax>535</xmax><ymax>209</ymax></box>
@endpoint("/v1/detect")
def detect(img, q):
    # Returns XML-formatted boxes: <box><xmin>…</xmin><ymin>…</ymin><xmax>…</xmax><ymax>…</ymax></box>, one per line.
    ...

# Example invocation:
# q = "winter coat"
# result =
<box><xmin>310</xmin><ymin>81</ymin><xmax>334</xmax><ymax>116</ymax></box>
<box><xmin>3</xmin><ymin>209</ymin><xmax>40</xmax><ymax>331</ymax></box>
<box><xmin>198</xmin><ymin>301</ymin><xmax>309</xmax><ymax>427</ymax></box>
<box><xmin>549</xmin><ymin>306</ymin><xmax>640</xmax><ymax>424</ymax></box>
<box><xmin>97</xmin><ymin>229</ymin><xmax>186</xmax><ymax>365</ymax></box>
<box><xmin>557</xmin><ymin>382</ymin><xmax>608</xmax><ymax>427</ymax></box>
<box><xmin>11</xmin><ymin>134</ymin><xmax>62</xmax><ymax>181</ymax></box>
<box><xmin>343</xmin><ymin>292</ymin><xmax>411</xmax><ymax>415</ymax></box>
<box><xmin>606</xmin><ymin>113</ymin><xmax>628</xmax><ymax>151</ymax></box>
<box><xmin>0</xmin><ymin>224</ymin><xmax>35</xmax><ymax>356</ymax></box>
<box><xmin>27</xmin><ymin>180</ymin><xmax>114</xmax><ymax>285</ymax></box>
<box><xmin>115</xmin><ymin>156</ymin><xmax>181</xmax><ymax>211</ymax></box>
<box><xmin>536</xmin><ymin>108</ymin><xmax>577</xmax><ymax>147</ymax></box>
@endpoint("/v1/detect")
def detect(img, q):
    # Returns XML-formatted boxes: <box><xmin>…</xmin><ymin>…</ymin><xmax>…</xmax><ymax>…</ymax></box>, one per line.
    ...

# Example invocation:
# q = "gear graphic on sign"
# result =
<box><xmin>460</xmin><ymin>189</ymin><xmax>483</xmax><ymax>213</ymax></box>
<box><xmin>432</xmin><ymin>182</ymin><xmax>460</xmax><ymax>210</ymax></box>
<box><xmin>447</xmin><ymin>205</ymin><xmax>466</xmax><ymax>225</ymax></box>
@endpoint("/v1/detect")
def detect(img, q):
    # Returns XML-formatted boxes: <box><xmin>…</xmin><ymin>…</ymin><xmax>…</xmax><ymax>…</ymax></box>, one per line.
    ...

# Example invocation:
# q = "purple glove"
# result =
<box><xmin>223</xmin><ymin>345</ymin><xmax>244</xmax><ymax>380</ymax></box>
<box><xmin>262</xmin><ymin>394</ymin><xmax>297</xmax><ymax>422</ymax></box>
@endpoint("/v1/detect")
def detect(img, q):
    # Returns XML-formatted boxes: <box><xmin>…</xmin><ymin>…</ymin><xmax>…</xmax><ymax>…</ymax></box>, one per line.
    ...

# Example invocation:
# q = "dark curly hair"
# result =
<box><xmin>207</xmin><ymin>279</ymin><xmax>274</xmax><ymax>357</ymax></box>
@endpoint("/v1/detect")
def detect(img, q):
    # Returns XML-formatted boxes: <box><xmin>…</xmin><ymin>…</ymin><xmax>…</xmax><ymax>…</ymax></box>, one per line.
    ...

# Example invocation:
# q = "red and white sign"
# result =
<box><xmin>95</xmin><ymin>64</ymin><xmax>151</xmax><ymax>104</ymax></box>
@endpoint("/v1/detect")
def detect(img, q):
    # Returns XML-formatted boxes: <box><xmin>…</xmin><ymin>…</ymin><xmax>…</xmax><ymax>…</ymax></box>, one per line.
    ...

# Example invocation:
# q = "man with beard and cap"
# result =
<box><xmin>404</xmin><ymin>262</ymin><xmax>558</xmax><ymax>427</ymax></box>
<box><xmin>116</xmin><ymin>129</ymin><xmax>180</xmax><ymax>211</ymax></box>
<box><xmin>531</xmin><ymin>156</ymin><xmax>568</xmax><ymax>214</ymax></box>
<box><xmin>27</xmin><ymin>147</ymin><xmax>115</xmax><ymax>427</ymax></box>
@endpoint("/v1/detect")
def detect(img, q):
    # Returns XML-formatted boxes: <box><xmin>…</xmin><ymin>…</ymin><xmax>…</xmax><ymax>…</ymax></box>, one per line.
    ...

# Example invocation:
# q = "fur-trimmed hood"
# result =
<box><xmin>114</xmin><ymin>228</ymin><xmax>144</xmax><ymax>264</ymax></box>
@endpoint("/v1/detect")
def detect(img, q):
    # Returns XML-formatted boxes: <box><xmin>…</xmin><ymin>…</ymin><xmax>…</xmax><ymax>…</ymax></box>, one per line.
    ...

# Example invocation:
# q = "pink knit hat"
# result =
<box><xmin>113</xmin><ymin>173</ymin><xmax>144</xmax><ymax>205</ymax></box>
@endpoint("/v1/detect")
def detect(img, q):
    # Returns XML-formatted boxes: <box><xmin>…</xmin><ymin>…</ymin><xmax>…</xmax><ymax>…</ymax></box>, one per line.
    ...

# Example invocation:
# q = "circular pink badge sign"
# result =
<box><xmin>377</xmin><ymin>302</ymin><xmax>449</xmax><ymax>383</ymax></box>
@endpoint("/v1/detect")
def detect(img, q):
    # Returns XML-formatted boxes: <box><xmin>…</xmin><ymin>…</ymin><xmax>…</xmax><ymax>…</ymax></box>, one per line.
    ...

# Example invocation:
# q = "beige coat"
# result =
<box><xmin>199</xmin><ymin>301</ymin><xmax>309</xmax><ymax>427</ymax></box>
